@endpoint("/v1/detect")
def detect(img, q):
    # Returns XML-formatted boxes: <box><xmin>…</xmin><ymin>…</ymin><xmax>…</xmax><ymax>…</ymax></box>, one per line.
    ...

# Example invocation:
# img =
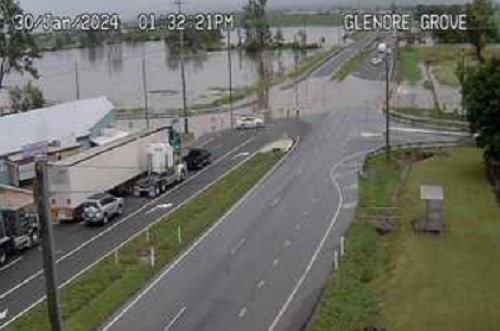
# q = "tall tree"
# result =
<box><xmin>9</xmin><ymin>81</ymin><xmax>45</xmax><ymax>112</ymax></box>
<box><xmin>466</xmin><ymin>0</ymin><xmax>497</xmax><ymax>63</ymax></box>
<box><xmin>463</xmin><ymin>59</ymin><xmax>500</xmax><ymax>161</ymax></box>
<box><xmin>0</xmin><ymin>0</ymin><xmax>41</xmax><ymax>89</ymax></box>
<box><xmin>242</xmin><ymin>0</ymin><xmax>270</xmax><ymax>51</ymax></box>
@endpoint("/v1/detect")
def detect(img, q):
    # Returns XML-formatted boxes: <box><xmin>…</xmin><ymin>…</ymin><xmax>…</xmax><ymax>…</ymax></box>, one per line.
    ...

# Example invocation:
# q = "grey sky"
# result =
<box><xmin>19</xmin><ymin>0</ymin><xmax>482</xmax><ymax>19</ymax></box>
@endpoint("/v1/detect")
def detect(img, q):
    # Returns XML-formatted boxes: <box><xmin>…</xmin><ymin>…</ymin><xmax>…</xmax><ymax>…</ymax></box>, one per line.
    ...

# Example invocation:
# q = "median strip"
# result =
<box><xmin>5</xmin><ymin>149</ymin><xmax>286</xmax><ymax>331</ymax></box>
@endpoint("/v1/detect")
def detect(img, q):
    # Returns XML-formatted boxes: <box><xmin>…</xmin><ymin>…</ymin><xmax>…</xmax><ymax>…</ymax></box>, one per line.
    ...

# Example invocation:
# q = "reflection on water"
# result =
<box><xmin>5</xmin><ymin>27</ymin><xmax>343</xmax><ymax>111</ymax></box>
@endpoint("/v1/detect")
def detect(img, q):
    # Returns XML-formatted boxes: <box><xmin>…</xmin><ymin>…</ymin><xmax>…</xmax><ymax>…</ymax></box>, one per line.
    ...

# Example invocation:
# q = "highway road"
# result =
<box><xmin>0</xmin><ymin>119</ymin><xmax>308</xmax><ymax>328</ymax></box>
<box><xmin>99</xmin><ymin>45</ymin><xmax>464</xmax><ymax>331</ymax></box>
<box><xmin>1</xmin><ymin>33</ymin><xmax>465</xmax><ymax>330</ymax></box>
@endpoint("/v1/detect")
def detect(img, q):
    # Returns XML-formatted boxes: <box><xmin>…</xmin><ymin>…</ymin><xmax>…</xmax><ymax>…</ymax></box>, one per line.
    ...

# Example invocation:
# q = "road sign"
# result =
<box><xmin>22</xmin><ymin>142</ymin><xmax>48</xmax><ymax>159</ymax></box>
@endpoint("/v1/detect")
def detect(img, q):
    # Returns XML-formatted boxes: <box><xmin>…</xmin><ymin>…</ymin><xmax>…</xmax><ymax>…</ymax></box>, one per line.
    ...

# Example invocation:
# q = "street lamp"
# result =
<box><xmin>378</xmin><ymin>42</ymin><xmax>391</xmax><ymax>160</ymax></box>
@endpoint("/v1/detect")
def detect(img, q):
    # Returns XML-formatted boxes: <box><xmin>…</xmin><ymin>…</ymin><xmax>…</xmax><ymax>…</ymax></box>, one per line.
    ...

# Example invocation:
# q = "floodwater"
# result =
<box><xmin>5</xmin><ymin>27</ymin><xmax>344</xmax><ymax>111</ymax></box>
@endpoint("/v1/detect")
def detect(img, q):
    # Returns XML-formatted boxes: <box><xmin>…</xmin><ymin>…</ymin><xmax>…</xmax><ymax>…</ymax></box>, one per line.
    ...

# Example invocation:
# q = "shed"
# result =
<box><xmin>420</xmin><ymin>185</ymin><xmax>445</xmax><ymax>234</ymax></box>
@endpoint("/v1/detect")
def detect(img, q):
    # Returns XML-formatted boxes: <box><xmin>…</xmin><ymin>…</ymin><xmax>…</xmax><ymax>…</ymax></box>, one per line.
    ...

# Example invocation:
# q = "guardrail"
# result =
<box><xmin>388</xmin><ymin>110</ymin><xmax>469</xmax><ymax>132</ymax></box>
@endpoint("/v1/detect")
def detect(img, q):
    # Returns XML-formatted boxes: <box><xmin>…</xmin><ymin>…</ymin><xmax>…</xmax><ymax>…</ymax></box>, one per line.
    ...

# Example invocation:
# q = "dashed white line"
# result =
<box><xmin>284</xmin><ymin>240</ymin><xmax>291</xmax><ymax>248</ymax></box>
<box><xmin>238</xmin><ymin>307</ymin><xmax>248</xmax><ymax>318</ymax></box>
<box><xmin>295</xmin><ymin>224</ymin><xmax>301</xmax><ymax>231</ymax></box>
<box><xmin>0</xmin><ymin>308</ymin><xmax>8</xmax><ymax>321</ymax></box>
<box><xmin>230</xmin><ymin>238</ymin><xmax>247</xmax><ymax>256</ymax></box>
<box><xmin>163</xmin><ymin>306</ymin><xmax>186</xmax><ymax>331</ymax></box>
<box><xmin>257</xmin><ymin>280</ymin><xmax>266</xmax><ymax>289</ymax></box>
<box><xmin>0</xmin><ymin>257</ymin><xmax>22</xmax><ymax>273</ymax></box>
<box><xmin>273</xmin><ymin>258</ymin><xmax>280</xmax><ymax>267</ymax></box>
<box><xmin>270</xmin><ymin>197</ymin><xmax>281</xmax><ymax>207</ymax></box>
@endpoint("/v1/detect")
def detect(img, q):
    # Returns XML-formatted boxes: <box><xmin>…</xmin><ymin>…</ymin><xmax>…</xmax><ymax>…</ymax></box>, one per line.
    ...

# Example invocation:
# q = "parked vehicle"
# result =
<box><xmin>183</xmin><ymin>148</ymin><xmax>212</xmax><ymax>170</ymax></box>
<box><xmin>132</xmin><ymin>142</ymin><xmax>187</xmax><ymax>198</ymax></box>
<box><xmin>235</xmin><ymin>116</ymin><xmax>265</xmax><ymax>129</ymax></box>
<box><xmin>82</xmin><ymin>193</ymin><xmax>123</xmax><ymax>226</ymax></box>
<box><xmin>49</xmin><ymin>126</ymin><xmax>183</xmax><ymax>223</ymax></box>
<box><xmin>371</xmin><ymin>57</ymin><xmax>382</xmax><ymax>66</ymax></box>
<box><xmin>0</xmin><ymin>212</ymin><xmax>40</xmax><ymax>266</ymax></box>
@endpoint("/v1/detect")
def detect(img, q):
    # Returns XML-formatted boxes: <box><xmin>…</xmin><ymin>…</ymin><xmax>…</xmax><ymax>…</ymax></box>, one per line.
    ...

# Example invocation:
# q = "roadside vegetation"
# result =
<box><xmin>5</xmin><ymin>150</ymin><xmax>285</xmax><ymax>331</ymax></box>
<box><xmin>392</xmin><ymin>107</ymin><xmax>465</xmax><ymax>122</ymax></box>
<box><xmin>332</xmin><ymin>49</ymin><xmax>370</xmax><ymax>81</ymax></box>
<box><xmin>400</xmin><ymin>47</ymin><xmax>422</xmax><ymax>85</ymax></box>
<box><xmin>310</xmin><ymin>147</ymin><xmax>500</xmax><ymax>330</ymax></box>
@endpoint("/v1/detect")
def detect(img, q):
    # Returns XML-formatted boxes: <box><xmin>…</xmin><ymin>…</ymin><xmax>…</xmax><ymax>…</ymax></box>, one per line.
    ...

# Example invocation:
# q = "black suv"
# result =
<box><xmin>183</xmin><ymin>148</ymin><xmax>212</xmax><ymax>170</ymax></box>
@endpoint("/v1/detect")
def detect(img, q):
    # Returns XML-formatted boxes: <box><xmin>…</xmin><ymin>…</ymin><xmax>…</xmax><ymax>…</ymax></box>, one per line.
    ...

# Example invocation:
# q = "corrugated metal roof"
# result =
<box><xmin>0</xmin><ymin>97</ymin><xmax>114</xmax><ymax>157</ymax></box>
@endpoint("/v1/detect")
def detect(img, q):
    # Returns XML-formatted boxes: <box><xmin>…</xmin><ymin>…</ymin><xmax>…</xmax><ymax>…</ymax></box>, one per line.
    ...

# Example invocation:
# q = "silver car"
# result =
<box><xmin>83</xmin><ymin>193</ymin><xmax>124</xmax><ymax>226</ymax></box>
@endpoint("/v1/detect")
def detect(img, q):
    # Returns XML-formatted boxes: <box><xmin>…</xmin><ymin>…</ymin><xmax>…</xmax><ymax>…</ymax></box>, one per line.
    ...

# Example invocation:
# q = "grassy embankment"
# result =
<box><xmin>332</xmin><ymin>49</ymin><xmax>371</xmax><ymax>81</ymax></box>
<box><xmin>310</xmin><ymin>148</ymin><xmax>500</xmax><ymax>331</ymax></box>
<box><xmin>401</xmin><ymin>46</ymin><xmax>500</xmax><ymax>87</ymax></box>
<box><xmin>6</xmin><ymin>150</ymin><xmax>285</xmax><ymax>331</ymax></box>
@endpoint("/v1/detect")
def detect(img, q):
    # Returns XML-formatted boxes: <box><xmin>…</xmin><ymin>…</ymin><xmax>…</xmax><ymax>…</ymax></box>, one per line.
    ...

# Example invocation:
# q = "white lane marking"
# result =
<box><xmin>342</xmin><ymin>202</ymin><xmax>358</xmax><ymax>210</ymax></box>
<box><xmin>346</xmin><ymin>183</ymin><xmax>359</xmax><ymax>191</ymax></box>
<box><xmin>0</xmin><ymin>137</ymin><xmax>256</xmax><ymax>304</ymax></box>
<box><xmin>284</xmin><ymin>240</ymin><xmax>291</xmax><ymax>248</ymax></box>
<box><xmin>100</xmin><ymin>137</ymin><xmax>301</xmax><ymax>331</ymax></box>
<box><xmin>238</xmin><ymin>307</ymin><xmax>248</xmax><ymax>318</ymax></box>
<box><xmin>257</xmin><ymin>280</ymin><xmax>266</xmax><ymax>289</ymax></box>
<box><xmin>267</xmin><ymin>147</ymin><xmax>380</xmax><ymax>331</ymax></box>
<box><xmin>360</xmin><ymin>131</ymin><xmax>382</xmax><ymax>138</ymax></box>
<box><xmin>295</xmin><ymin>224</ymin><xmax>301</xmax><ymax>231</ymax></box>
<box><xmin>230</xmin><ymin>239</ymin><xmax>247</xmax><ymax>256</ymax></box>
<box><xmin>146</xmin><ymin>203</ymin><xmax>174</xmax><ymax>215</ymax></box>
<box><xmin>164</xmin><ymin>306</ymin><xmax>186</xmax><ymax>331</ymax></box>
<box><xmin>270</xmin><ymin>197</ymin><xmax>281</xmax><ymax>207</ymax></box>
<box><xmin>303</xmin><ymin>211</ymin><xmax>309</xmax><ymax>216</ymax></box>
<box><xmin>233</xmin><ymin>152</ymin><xmax>250</xmax><ymax>160</ymax></box>
<box><xmin>311</xmin><ymin>198</ymin><xmax>317</xmax><ymax>204</ymax></box>
<box><xmin>391</xmin><ymin>126</ymin><xmax>469</xmax><ymax>137</ymax></box>
<box><xmin>0</xmin><ymin>257</ymin><xmax>22</xmax><ymax>273</ymax></box>
<box><xmin>0</xmin><ymin>309</ymin><xmax>8</xmax><ymax>320</ymax></box>
<box><xmin>273</xmin><ymin>258</ymin><xmax>280</xmax><ymax>267</ymax></box>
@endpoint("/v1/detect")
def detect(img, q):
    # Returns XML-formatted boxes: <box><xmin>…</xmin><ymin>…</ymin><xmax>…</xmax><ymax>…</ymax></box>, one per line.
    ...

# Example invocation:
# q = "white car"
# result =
<box><xmin>371</xmin><ymin>57</ymin><xmax>382</xmax><ymax>66</ymax></box>
<box><xmin>235</xmin><ymin>116</ymin><xmax>264</xmax><ymax>129</ymax></box>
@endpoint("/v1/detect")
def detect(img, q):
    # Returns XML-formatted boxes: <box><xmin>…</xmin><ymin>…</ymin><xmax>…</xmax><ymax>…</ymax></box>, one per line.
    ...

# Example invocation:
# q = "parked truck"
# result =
<box><xmin>0</xmin><ymin>210</ymin><xmax>40</xmax><ymax>266</ymax></box>
<box><xmin>48</xmin><ymin>126</ymin><xmax>186</xmax><ymax>223</ymax></box>
<box><xmin>133</xmin><ymin>141</ymin><xmax>187</xmax><ymax>198</ymax></box>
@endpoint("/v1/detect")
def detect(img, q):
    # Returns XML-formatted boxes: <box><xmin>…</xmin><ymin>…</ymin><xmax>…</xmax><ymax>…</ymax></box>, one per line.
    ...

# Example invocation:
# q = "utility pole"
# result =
<box><xmin>75</xmin><ymin>61</ymin><xmax>80</xmax><ymax>100</ymax></box>
<box><xmin>227</xmin><ymin>30</ymin><xmax>234</xmax><ymax>129</ymax></box>
<box><xmin>35</xmin><ymin>157</ymin><xmax>63</xmax><ymax>331</ymax></box>
<box><xmin>385</xmin><ymin>54</ymin><xmax>390</xmax><ymax>161</ymax></box>
<box><xmin>142</xmin><ymin>58</ymin><xmax>150</xmax><ymax>129</ymax></box>
<box><xmin>461</xmin><ymin>48</ymin><xmax>466</xmax><ymax>122</ymax></box>
<box><xmin>175</xmin><ymin>0</ymin><xmax>189</xmax><ymax>134</ymax></box>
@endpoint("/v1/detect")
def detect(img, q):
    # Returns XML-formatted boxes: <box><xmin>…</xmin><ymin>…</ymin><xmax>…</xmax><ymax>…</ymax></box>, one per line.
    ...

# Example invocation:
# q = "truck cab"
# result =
<box><xmin>0</xmin><ymin>185</ymin><xmax>41</xmax><ymax>266</ymax></box>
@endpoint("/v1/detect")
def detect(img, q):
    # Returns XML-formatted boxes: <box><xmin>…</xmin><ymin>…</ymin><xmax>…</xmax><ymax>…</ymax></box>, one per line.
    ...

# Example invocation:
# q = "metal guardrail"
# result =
<box><xmin>388</xmin><ymin>110</ymin><xmax>469</xmax><ymax>132</ymax></box>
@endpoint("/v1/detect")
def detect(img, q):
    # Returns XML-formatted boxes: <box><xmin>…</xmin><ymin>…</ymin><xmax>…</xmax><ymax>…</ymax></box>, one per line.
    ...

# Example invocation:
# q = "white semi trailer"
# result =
<box><xmin>48</xmin><ymin>126</ymin><xmax>185</xmax><ymax>223</ymax></box>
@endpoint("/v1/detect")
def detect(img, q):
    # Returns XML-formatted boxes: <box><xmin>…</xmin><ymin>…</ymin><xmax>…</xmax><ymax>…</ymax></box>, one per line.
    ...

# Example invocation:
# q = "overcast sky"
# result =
<box><xmin>19</xmin><ymin>0</ymin><xmax>482</xmax><ymax>19</ymax></box>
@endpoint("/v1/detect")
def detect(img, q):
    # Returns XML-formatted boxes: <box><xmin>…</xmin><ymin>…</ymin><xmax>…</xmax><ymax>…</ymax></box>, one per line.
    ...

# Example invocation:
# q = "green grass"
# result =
<box><xmin>309</xmin><ymin>153</ymin><xmax>405</xmax><ymax>331</ymax></box>
<box><xmin>6</xmin><ymin>150</ymin><xmax>285</xmax><ymax>331</ymax></box>
<box><xmin>400</xmin><ymin>47</ymin><xmax>422</xmax><ymax>85</ymax></box>
<box><xmin>310</xmin><ymin>148</ymin><xmax>500</xmax><ymax>331</ymax></box>
<box><xmin>332</xmin><ymin>49</ymin><xmax>370</xmax><ymax>81</ymax></box>
<box><xmin>376</xmin><ymin>148</ymin><xmax>500</xmax><ymax>331</ymax></box>
<box><xmin>287</xmin><ymin>46</ymin><xmax>340</xmax><ymax>80</ymax></box>
<box><xmin>393</xmin><ymin>107</ymin><xmax>464</xmax><ymax>122</ymax></box>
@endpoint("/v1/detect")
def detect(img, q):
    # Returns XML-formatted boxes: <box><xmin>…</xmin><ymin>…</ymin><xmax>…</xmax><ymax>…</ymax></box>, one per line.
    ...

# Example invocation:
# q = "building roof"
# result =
<box><xmin>420</xmin><ymin>185</ymin><xmax>444</xmax><ymax>201</ymax></box>
<box><xmin>0</xmin><ymin>185</ymin><xmax>33</xmax><ymax>211</ymax></box>
<box><xmin>0</xmin><ymin>97</ymin><xmax>114</xmax><ymax>157</ymax></box>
